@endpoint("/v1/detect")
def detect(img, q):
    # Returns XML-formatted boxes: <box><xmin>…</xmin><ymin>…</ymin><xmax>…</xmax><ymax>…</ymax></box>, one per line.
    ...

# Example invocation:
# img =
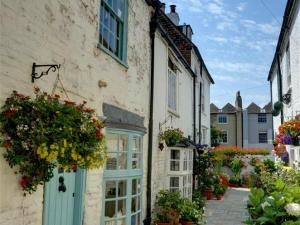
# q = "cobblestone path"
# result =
<box><xmin>205</xmin><ymin>188</ymin><xmax>250</xmax><ymax>225</ymax></box>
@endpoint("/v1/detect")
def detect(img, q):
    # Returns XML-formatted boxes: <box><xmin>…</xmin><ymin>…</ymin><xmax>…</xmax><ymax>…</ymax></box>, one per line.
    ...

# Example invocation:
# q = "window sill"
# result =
<box><xmin>168</xmin><ymin>109</ymin><xmax>180</xmax><ymax>118</ymax></box>
<box><xmin>97</xmin><ymin>44</ymin><xmax>129</xmax><ymax>69</ymax></box>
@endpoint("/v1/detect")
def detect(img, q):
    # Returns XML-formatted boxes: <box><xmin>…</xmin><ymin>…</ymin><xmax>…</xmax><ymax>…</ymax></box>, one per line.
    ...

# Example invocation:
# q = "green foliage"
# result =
<box><xmin>211</xmin><ymin>125</ymin><xmax>222</xmax><ymax>147</ymax></box>
<box><xmin>179</xmin><ymin>198</ymin><xmax>204</xmax><ymax>223</ymax></box>
<box><xmin>160</xmin><ymin>128</ymin><xmax>183</xmax><ymax>146</ymax></box>
<box><xmin>245</xmin><ymin>164</ymin><xmax>300</xmax><ymax>224</ymax></box>
<box><xmin>156</xmin><ymin>190</ymin><xmax>182</xmax><ymax>211</ymax></box>
<box><xmin>231</xmin><ymin>158</ymin><xmax>244</xmax><ymax>178</ymax></box>
<box><xmin>214</xmin><ymin>183</ymin><xmax>227</xmax><ymax>195</ymax></box>
<box><xmin>0</xmin><ymin>90</ymin><xmax>106</xmax><ymax>194</ymax></box>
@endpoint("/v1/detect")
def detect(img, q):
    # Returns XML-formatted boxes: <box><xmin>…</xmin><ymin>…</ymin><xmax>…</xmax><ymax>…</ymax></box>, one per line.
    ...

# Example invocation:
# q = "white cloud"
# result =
<box><xmin>207</xmin><ymin>3</ymin><xmax>223</xmax><ymax>15</ymax></box>
<box><xmin>214</xmin><ymin>75</ymin><xmax>238</xmax><ymax>82</ymax></box>
<box><xmin>241</xmin><ymin>19</ymin><xmax>280</xmax><ymax>35</ymax></box>
<box><xmin>237</xmin><ymin>2</ymin><xmax>247</xmax><ymax>12</ymax></box>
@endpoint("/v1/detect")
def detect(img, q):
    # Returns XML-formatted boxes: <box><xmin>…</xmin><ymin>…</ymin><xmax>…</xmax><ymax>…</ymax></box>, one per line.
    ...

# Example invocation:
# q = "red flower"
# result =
<box><xmin>4</xmin><ymin>109</ymin><xmax>17</xmax><ymax>118</ymax></box>
<box><xmin>96</xmin><ymin>130</ymin><xmax>102</xmax><ymax>138</ymax></box>
<box><xmin>72</xmin><ymin>165</ymin><xmax>77</xmax><ymax>172</ymax></box>
<box><xmin>20</xmin><ymin>176</ymin><xmax>30</xmax><ymax>189</ymax></box>
<box><xmin>2</xmin><ymin>142</ymin><xmax>12</xmax><ymax>149</ymax></box>
<box><xmin>64</xmin><ymin>100</ymin><xmax>75</xmax><ymax>105</ymax></box>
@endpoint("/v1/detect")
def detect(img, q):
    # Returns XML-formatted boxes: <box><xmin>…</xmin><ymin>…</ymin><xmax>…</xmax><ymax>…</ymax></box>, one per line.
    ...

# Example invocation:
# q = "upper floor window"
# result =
<box><xmin>258</xmin><ymin>114</ymin><xmax>267</xmax><ymax>123</ymax></box>
<box><xmin>259</xmin><ymin>132</ymin><xmax>268</xmax><ymax>143</ymax></box>
<box><xmin>217</xmin><ymin>115</ymin><xmax>227</xmax><ymax>124</ymax></box>
<box><xmin>99</xmin><ymin>0</ymin><xmax>127</xmax><ymax>62</ymax></box>
<box><xmin>168</xmin><ymin>59</ymin><xmax>178</xmax><ymax>112</ymax></box>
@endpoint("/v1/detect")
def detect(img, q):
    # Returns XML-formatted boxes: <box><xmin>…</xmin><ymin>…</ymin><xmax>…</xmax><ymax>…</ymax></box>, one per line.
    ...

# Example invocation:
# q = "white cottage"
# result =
<box><xmin>0</xmin><ymin>1</ymin><xmax>153</xmax><ymax>225</ymax></box>
<box><xmin>148</xmin><ymin>4</ymin><xmax>214</xmax><ymax>212</ymax></box>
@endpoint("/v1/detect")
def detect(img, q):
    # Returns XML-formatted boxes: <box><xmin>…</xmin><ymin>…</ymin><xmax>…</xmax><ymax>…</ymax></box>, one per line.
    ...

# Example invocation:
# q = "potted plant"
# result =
<box><xmin>153</xmin><ymin>207</ymin><xmax>179</xmax><ymax>225</ymax></box>
<box><xmin>160</xmin><ymin>128</ymin><xmax>183</xmax><ymax>147</ymax></box>
<box><xmin>241</xmin><ymin>173</ymin><xmax>250</xmax><ymax>188</ymax></box>
<box><xmin>214</xmin><ymin>184</ymin><xmax>226</xmax><ymax>200</ymax></box>
<box><xmin>179</xmin><ymin>199</ymin><xmax>203</xmax><ymax>225</ymax></box>
<box><xmin>229</xmin><ymin>176</ymin><xmax>240</xmax><ymax>187</ymax></box>
<box><xmin>277</xmin><ymin>120</ymin><xmax>300</xmax><ymax>146</ymax></box>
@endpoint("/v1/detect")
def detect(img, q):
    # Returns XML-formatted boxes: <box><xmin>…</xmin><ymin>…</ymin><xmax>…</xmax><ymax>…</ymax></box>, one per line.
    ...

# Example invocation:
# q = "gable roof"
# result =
<box><xmin>263</xmin><ymin>102</ymin><xmax>272</xmax><ymax>113</ymax></box>
<box><xmin>210</xmin><ymin>103</ymin><xmax>219</xmax><ymax>113</ymax></box>
<box><xmin>222</xmin><ymin>103</ymin><xmax>236</xmax><ymax>113</ymax></box>
<box><xmin>247</xmin><ymin>102</ymin><xmax>261</xmax><ymax>113</ymax></box>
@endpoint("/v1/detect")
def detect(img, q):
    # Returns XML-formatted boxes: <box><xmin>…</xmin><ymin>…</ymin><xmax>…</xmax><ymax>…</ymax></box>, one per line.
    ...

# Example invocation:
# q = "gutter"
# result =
<box><xmin>145</xmin><ymin>2</ymin><xmax>161</xmax><ymax>225</ymax></box>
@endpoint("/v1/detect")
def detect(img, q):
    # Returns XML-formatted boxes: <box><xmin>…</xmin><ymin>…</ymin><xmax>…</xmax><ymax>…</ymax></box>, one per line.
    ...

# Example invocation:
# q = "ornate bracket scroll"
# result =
<box><xmin>31</xmin><ymin>63</ymin><xmax>61</xmax><ymax>83</ymax></box>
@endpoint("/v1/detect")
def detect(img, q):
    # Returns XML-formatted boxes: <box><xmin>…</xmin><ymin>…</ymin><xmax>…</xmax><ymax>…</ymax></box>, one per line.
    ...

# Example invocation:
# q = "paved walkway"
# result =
<box><xmin>205</xmin><ymin>188</ymin><xmax>250</xmax><ymax>225</ymax></box>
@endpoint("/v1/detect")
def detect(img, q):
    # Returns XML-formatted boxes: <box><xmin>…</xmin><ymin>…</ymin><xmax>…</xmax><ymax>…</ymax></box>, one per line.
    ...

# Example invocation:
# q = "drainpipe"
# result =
<box><xmin>276</xmin><ymin>53</ymin><xmax>284</xmax><ymax>124</ymax></box>
<box><xmin>199</xmin><ymin>64</ymin><xmax>203</xmax><ymax>144</ymax></box>
<box><xmin>145</xmin><ymin>2</ymin><xmax>161</xmax><ymax>225</ymax></box>
<box><xmin>193</xmin><ymin>76</ymin><xmax>196</xmax><ymax>142</ymax></box>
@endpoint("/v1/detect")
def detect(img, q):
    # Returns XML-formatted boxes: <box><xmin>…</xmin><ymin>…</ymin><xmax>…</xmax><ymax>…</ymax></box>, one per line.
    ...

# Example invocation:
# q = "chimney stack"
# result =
<box><xmin>235</xmin><ymin>91</ymin><xmax>243</xmax><ymax>110</ymax></box>
<box><xmin>167</xmin><ymin>4</ymin><xmax>180</xmax><ymax>26</ymax></box>
<box><xmin>160</xmin><ymin>3</ymin><xmax>166</xmax><ymax>13</ymax></box>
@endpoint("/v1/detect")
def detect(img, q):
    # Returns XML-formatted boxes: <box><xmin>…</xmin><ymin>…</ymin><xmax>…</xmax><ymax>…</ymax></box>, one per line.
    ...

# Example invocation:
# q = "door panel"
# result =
<box><xmin>43</xmin><ymin>168</ymin><xmax>76</xmax><ymax>225</ymax></box>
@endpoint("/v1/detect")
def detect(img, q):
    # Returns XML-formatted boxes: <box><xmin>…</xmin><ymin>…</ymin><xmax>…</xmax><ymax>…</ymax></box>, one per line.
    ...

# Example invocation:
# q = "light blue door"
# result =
<box><xmin>43</xmin><ymin>168</ymin><xmax>85</xmax><ymax>225</ymax></box>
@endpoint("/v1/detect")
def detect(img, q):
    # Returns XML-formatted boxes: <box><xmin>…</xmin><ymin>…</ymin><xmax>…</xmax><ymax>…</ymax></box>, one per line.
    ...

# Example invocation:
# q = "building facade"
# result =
<box><xmin>0</xmin><ymin>1</ymin><xmax>153</xmax><ymax>225</ymax></box>
<box><xmin>243</xmin><ymin>103</ymin><xmax>273</xmax><ymax>149</ymax></box>
<box><xmin>211</xmin><ymin>93</ymin><xmax>273</xmax><ymax>150</ymax></box>
<box><xmin>150</xmin><ymin>4</ymin><xmax>214</xmax><ymax>210</ymax></box>
<box><xmin>0</xmin><ymin>1</ymin><xmax>214</xmax><ymax>225</ymax></box>
<box><xmin>268</xmin><ymin>0</ymin><xmax>300</xmax><ymax>134</ymax></box>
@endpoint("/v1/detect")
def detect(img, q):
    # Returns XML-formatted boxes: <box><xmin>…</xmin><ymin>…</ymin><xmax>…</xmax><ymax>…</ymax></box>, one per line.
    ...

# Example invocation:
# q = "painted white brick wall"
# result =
<box><xmin>0</xmin><ymin>0</ymin><xmax>152</xmax><ymax>224</ymax></box>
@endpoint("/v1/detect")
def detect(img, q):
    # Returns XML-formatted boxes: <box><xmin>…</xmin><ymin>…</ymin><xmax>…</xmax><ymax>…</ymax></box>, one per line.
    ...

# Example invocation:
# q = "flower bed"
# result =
<box><xmin>212</xmin><ymin>146</ymin><xmax>270</xmax><ymax>156</ymax></box>
<box><xmin>0</xmin><ymin>89</ymin><xmax>107</xmax><ymax>194</ymax></box>
<box><xmin>245</xmin><ymin>161</ymin><xmax>300</xmax><ymax>224</ymax></box>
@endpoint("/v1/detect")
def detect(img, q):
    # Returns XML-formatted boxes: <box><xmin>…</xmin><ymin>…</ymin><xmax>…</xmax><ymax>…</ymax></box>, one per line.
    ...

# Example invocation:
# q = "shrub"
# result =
<box><xmin>212</xmin><ymin>146</ymin><xmax>270</xmax><ymax>156</ymax></box>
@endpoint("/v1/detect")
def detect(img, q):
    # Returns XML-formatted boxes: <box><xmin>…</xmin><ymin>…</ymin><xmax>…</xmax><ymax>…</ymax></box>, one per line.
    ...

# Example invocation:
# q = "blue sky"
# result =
<box><xmin>166</xmin><ymin>0</ymin><xmax>286</xmax><ymax>108</ymax></box>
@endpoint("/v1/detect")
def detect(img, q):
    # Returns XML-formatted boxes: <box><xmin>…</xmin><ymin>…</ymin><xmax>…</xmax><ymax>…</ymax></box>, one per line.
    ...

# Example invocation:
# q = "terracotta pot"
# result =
<box><xmin>204</xmin><ymin>189</ymin><xmax>213</xmax><ymax>200</ymax></box>
<box><xmin>181</xmin><ymin>220</ymin><xmax>193</xmax><ymax>225</ymax></box>
<box><xmin>241</xmin><ymin>184</ymin><xmax>249</xmax><ymax>188</ymax></box>
<box><xmin>216</xmin><ymin>194</ymin><xmax>223</xmax><ymax>200</ymax></box>
<box><xmin>156</xmin><ymin>223</ymin><xmax>170</xmax><ymax>225</ymax></box>
<box><xmin>229</xmin><ymin>183</ymin><xmax>238</xmax><ymax>188</ymax></box>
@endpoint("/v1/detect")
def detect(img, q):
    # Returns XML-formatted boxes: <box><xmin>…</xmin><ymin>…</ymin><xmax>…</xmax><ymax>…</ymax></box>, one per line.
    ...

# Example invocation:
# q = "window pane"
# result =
<box><xmin>116</xmin><ymin>219</ymin><xmax>126</xmax><ymax>225</ymax></box>
<box><xmin>119</xmin><ymin>135</ymin><xmax>128</xmax><ymax>151</ymax></box>
<box><xmin>132</xmin><ymin>179</ymin><xmax>137</xmax><ymax>195</ymax></box>
<box><xmin>131</xmin><ymin>197</ymin><xmax>137</xmax><ymax>212</ymax></box>
<box><xmin>107</xmin><ymin>134</ymin><xmax>118</xmax><ymax>152</ymax></box>
<box><xmin>105</xmin><ymin>200</ymin><xmax>116</xmax><ymax>217</ymax></box>
<box><xmin>170</xmin><ymin>161</ymin><xmax>180</xmax><ymax>171</ymax></box>
<box><xmin>117</xmin><ymin>200</ymin><xmax>126</xmax><ymax>216</ymax></box>
<box><xmin>133</xmin><ymin>137</ymin><xmax>142</xmax><ymax>152</ymax></box>
<box><xmin>118</xmin><ymin>180</ymin><xmax>127</xmax><ymax>197</ymax></box>
<box><xmin>170</xmin><ymin>177</ymin><xmax>179</xmax><ymax>187</ymax></box>
<box><xmin>168</xmin><ymin>70</ymin><xmax>177</xmax><ymax>111</ymax></box>
<box><xmin>106</xmin><ymin>153</ymin><xmax>117</xmax><ymax>170</ymax></box>
<box><xmin>171</xmin><ymin>149</ymin><xmax>180</xmax><ymax>160</ymax></box>
<box><xmin>119</xmin><ymin>152</ymin><xmax>127</xmax><ymax>169</ymax></box>
<box><xmin>106</xmin><ymin>181</ymin><xmax>116</xmax><ymax>198</ymax></box>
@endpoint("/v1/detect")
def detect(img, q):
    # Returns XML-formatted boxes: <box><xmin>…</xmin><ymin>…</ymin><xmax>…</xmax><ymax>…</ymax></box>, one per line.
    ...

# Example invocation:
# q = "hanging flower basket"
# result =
<box><xmin>0</xmin><ymin>88</ymin><xmax>107</xmax><ymax>194</ymax></box>
<box><xmin>160</xmin><ymin>128</ymin><xmax>183</xmax><ymax>147</ymax></box>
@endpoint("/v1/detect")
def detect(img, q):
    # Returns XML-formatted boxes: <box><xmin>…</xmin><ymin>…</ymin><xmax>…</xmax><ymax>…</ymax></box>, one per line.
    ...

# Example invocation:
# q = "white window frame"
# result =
<box><xmin>220</xmin><ymin>130</ymin><xmax>228</xmax><ymax>144</ymax></box>
<box><xmin>217</xmin><ymin>115</ymin><xmax>228</xmax><ymax>124</ymax></box>
<box><xmin>258</xmin><ymin>113</ymin><xmax>267</xmax><ymax>123</ymax></box>
<box><xmin>168</xmin><ymin>68</ymin><xmax>178</xmax><ymax>114</ymax></box>
<box><xmin>258</xmin><ymin>132</ymin><xmax>268</xmax><ymax>144</ymax></box>
<box><xmin>167</xmin><ymin>148</ymin><xmax>193</xmax><ymax>199</ymax></box>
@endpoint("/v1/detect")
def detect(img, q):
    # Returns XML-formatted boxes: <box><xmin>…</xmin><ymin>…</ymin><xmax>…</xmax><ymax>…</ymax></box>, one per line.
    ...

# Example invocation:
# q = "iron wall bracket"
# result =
<box><xmin>31</xmin><ymin>62</ymin><xmax>61</xmax><ymax>83</ymax></box>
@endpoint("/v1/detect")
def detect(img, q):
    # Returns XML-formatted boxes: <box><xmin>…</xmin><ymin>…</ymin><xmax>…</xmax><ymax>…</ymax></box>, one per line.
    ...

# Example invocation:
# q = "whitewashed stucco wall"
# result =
<box><xmin>0</xmin><ymin>0</ymin><xmax>152</xmax><ymax>225</ymax></box>
<box><xmin>151</xmin><ymin>32</ymin><xmax>194</xmax><ymax>206</ymax></box>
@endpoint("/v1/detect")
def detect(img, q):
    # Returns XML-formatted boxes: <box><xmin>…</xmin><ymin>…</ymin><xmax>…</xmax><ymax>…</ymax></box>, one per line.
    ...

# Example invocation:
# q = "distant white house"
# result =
<box><xmin>268</xmin><ymin>0</ymin><xmax>300</xmax><ymax>134</ymax></box>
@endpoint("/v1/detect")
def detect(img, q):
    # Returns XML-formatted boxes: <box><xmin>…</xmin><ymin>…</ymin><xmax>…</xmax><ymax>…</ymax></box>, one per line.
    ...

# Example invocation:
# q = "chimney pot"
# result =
<box><xmin>170</xmin><ymin>5</ymin><xmax>176</xmax><ymax>13</ymax></box>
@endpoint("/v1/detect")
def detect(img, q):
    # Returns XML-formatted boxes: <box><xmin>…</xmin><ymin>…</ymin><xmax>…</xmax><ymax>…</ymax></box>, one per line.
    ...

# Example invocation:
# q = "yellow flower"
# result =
<box><xmin>64</xmin><ymin>139</ymin><xmax>67</xmax><ymax>148</ymax></box>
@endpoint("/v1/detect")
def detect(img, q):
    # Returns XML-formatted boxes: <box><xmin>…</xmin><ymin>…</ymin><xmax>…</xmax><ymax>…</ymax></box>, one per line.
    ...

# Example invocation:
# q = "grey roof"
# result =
<box><xmin>210</xmin><ymin>103</ymin><xmax>219</xmax><ymax>113</ymax></box>
<box><xmin>222</xmin><ymin>103</ymin><xmax>236</xmax><ymax>113</ymax></box>
<box><xmin>247</xmin><ymin>102</ymin><xmax>261</xmax><ymax>113</ymax></box>
<box><xmin>263</xmin><ymin>102</ymin><xmax>272</xmax><ymax>113</ymax></box>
